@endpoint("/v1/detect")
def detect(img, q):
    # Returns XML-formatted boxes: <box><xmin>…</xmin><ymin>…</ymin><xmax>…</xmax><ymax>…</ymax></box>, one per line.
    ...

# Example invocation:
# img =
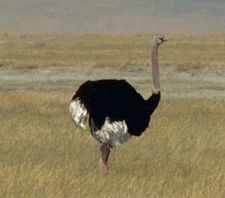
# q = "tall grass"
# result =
<box><xmin>0</xmin><ymin>91</ymin><xmax>224</xmax><ymax>197</ymax></box>
<box><xmin>0</xmin><ymin>33</ymin><xmax>224</xmax><ymax>69</ymax></box>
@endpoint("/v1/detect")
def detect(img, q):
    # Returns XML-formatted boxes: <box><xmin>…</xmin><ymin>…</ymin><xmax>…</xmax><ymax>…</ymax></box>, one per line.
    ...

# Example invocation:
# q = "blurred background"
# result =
<box><xmin>0</xmin><ymin>0</ymin><xmax>224</xmax><ymax>34</ymax></box>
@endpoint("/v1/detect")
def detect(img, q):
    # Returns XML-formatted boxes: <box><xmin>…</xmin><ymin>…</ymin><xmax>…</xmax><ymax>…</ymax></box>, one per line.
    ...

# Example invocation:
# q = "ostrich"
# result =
<box><xmin>69</xmin><ymin>35</ymin><xmax>167</xmax><ymax>170</ymax></box>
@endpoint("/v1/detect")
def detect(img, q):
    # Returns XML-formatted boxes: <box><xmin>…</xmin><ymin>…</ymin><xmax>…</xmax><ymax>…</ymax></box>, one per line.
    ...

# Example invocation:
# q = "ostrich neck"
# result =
<box><xmin>144</xmin><ymin>42</ymin><xmax>161</xmax><ymax>115</ymax></box>
<box><xmin>151</xmin><ymin>43</ymin><xmax>160</xmax><ymax>94</ymax></box>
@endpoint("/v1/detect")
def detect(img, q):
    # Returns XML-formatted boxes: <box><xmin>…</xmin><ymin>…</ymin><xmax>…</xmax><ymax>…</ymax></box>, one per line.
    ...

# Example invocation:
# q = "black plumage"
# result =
<box><xmin>72</xmin><ymin>79</ymin><xmax>160</xmax><ymax>136</ymax></box>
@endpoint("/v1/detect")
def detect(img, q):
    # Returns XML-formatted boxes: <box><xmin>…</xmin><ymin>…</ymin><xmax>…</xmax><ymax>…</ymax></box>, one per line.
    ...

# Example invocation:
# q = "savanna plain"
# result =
<box><xmin>0</xmin><ymin>34</ymin><xmax>225</xmax><ymax>198</ymax></box>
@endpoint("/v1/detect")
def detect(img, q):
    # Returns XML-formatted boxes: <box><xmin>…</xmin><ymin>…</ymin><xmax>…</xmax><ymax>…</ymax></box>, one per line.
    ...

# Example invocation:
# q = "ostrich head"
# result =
<box><xmin>153</xmin><ymin>35</ymin><xmax>168</xmax><ymax>46</ymax></box>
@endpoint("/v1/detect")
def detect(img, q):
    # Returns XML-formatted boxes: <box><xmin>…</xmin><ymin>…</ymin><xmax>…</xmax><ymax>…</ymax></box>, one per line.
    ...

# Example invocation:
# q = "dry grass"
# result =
<box><xmin>0</xmin><ymin>33</ymin><xmax>225</xmax><ymax>69</ymax></box>
<box><xmin>0</xmin><ymin>91</ymin><xmax>225</xmax><ymax>197</ymax></box>
<box><xmin>1</xmin><ymin>32</ymin><xmax>224</xmax><ymax>197</ymax></box>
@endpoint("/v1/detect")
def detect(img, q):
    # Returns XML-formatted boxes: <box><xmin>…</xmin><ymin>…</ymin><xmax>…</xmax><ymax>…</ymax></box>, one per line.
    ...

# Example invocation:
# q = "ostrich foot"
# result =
<box><xmin>99</xmin><ymin>143</ymin><xmax>110</xmax><ymax>171</ymax></box>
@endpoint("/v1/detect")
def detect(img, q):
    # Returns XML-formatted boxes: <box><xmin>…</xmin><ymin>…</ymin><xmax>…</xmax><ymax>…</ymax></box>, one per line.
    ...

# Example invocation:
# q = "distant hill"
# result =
<box><xmin>0</xmin><ymin>0</ymin><xmax>224</xmax><ymax>33</ymax></box>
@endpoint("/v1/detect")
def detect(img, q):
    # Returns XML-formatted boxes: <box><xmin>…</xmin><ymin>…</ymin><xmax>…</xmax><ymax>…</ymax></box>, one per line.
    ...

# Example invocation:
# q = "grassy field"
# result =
<box><xmin>0</xmin><ymin>33</ymin><xmax>225</xmax><ymax>197</ymax></box>
<box><xmin>0</xmin><ymin>91</ymin><xmax>225</xmax><ymax>197</ymax></box>
<box><xmin>0</xmin><ymin>33</ymin><xmax>225</xmax><ymax>69</ymax></box>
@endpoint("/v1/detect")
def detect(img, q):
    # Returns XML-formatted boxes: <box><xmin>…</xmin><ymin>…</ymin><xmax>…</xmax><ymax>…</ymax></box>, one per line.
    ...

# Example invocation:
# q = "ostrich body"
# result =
<box><xmin>69</xmin><ymin>36</ymin><xmax>167</xmax><ymax>170</ymax></box>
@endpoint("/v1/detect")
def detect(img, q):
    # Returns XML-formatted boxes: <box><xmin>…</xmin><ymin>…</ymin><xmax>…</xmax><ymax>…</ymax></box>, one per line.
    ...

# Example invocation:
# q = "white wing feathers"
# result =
<box><xmin>69</xmin><ymin>98</ymin><xmax>131</xmax><ymax>147</ymax></box>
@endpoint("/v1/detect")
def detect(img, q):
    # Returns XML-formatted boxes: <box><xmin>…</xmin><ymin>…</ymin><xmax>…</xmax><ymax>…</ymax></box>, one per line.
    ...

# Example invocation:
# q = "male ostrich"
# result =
<box><xmin>69</xmin><ymin>35</ymin><xmax>167</xmax><ymax>170</ymax></box>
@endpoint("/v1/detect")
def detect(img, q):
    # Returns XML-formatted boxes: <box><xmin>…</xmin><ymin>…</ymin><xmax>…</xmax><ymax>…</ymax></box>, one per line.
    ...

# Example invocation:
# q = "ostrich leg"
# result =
<box><xmin>99</xmin><ymin>143</ymin><xmax>111</xmax><ymax>171</ymax></box>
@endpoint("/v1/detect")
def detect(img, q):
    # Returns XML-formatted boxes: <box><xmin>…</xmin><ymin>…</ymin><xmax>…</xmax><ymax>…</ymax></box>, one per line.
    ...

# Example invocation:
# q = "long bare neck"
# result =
<box><xmin>151</xmin><ymin>43</ymin><xmax>160</xmax><ymax>94</ymax></box>
<box><xmin>144</xmin><ymin>42</ymin><xmax>161</xmax><ymax>114</ymax></box>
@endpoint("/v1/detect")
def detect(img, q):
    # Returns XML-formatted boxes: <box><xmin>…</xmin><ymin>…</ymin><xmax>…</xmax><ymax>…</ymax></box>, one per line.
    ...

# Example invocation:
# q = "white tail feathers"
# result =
<box><xmin>69</xmin><ymin>99</ymin><xmax>88</xmax><ymax>129</ymax></box>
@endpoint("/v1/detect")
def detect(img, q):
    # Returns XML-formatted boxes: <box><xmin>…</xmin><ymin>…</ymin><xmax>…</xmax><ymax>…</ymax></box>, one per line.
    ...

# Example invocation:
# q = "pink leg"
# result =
<box><xmin>99</xmin><ymin>143</ymin><xmax>111</xmax><ymax>171</ymax></box>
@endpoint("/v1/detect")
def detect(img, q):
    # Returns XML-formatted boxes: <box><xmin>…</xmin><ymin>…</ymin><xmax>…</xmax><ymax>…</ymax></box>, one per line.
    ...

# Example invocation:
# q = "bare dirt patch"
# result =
<box><xmin>0</xmin><ymin>66</ymin><xmax>225</xmax><ymax>99</ymax></box>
